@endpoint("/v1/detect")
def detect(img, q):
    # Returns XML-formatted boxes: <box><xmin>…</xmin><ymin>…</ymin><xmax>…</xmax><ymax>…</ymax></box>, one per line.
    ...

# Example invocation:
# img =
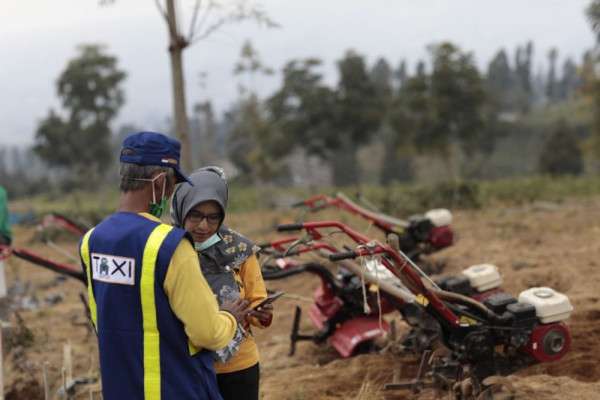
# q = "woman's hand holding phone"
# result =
<box><xmin>247</xmin><ymin>291</ymin><xmax>283</xmax><ymax>327</ymax></box>
<box><xmin>249</xmin><ymin>302</ymin><xmax>273</xmax><ymax>326</ymax></box>
<box><xmin>221</xmin><ymin>298</ymin><xmax>251</xmax><ymax>324</ymax></box>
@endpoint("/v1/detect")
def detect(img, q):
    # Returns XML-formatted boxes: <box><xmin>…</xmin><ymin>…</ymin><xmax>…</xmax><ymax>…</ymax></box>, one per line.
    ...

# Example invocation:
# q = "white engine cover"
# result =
<box><xmin>461</xmin><ymin>263</ymin><xmax>502</xmax><ymax>292</ymax></box>
<box><xmin>365</xmin><ymin>259</ymin><xmax>397</xmax><ymax>283</ymax></box>
<box><xmin>425</xmin><ymin>208</ymin><xmax>452</xmax><ymax>227</ymax></box>
<box><xmin>518</xmin><ymin>287</ymin><xmax>573</xmax><ymax>323</ymax></box>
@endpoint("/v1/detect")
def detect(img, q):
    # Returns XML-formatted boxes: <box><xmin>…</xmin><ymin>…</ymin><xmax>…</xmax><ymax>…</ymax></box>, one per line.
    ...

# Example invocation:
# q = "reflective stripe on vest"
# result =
<box><xmin>82</xmin><ymin>223</ymin><xmax>174</xmax><ymax>400</ymax></box>
<box><xmin>141</xmin><ymin>223</ymin><xmax>173</xmax><ymax>400</ymax></box>
<box><xmin>80</xmin><ymin>228</ymin><xmax>97</xmax><ymax>330</ymax></box>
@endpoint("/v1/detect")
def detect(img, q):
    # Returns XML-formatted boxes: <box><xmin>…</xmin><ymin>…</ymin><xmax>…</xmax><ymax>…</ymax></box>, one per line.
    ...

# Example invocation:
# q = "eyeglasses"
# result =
<box><xmin>187</xmin><ymin>211</ymin><xmax>223</xmax><ymax>225</ymax></box>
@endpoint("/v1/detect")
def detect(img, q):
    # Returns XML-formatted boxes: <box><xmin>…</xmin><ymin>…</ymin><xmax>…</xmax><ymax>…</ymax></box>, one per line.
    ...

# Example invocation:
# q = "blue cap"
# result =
<box><xmin>120</xmin><ymin>131</ymin><xmax>192</xmax><ymax>185</ymax></box>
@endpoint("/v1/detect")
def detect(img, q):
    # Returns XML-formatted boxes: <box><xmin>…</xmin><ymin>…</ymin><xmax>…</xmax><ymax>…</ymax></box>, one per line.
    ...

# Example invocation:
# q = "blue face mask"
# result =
<box><xmin>194</xmin><ymin>233</ymin><xmax>222</xmax><ymax>251</ymax></box>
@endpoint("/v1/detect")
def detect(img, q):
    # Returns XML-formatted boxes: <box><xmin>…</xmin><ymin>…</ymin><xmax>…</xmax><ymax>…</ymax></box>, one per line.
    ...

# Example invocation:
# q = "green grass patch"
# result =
<box><xmin>12</xmin><ymin>188</ymin><xmax>119</xmax><ymax>225</ymax></box>
<box><xmin>13</xmin><ymin>175</ymin><xmax>600</xmax><ymax>222</ymax></box>
<box><xmin>359</xmin><ymin>175</ymin><xmax>600</xmax><ymax>215</ymax></box>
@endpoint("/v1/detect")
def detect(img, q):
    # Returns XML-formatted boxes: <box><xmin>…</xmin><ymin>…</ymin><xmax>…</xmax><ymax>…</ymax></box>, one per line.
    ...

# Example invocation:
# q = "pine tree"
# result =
<box><xmin>486</xmin><ymin>49</ymin><xmax>513</xmax><ymax>110</ymax></box>
<box><xmin>546</xmin><ymin>48</ymin><xmax>559</xmax><ymax>103</ymax></box>
<box><xmin>395</xmin><ymin>59</ymin><xmax>408</xmax><ymax>89</ymax></box>
<box><xmin>558</xmin><ymin>58</ymin><xmax>579</xmax><ymax>101</ymax></box>
<box><xmin>370</xmin><ymin>57</ymin><xmax>393</xmax><ymax>100</ymax></box>
<box><xmin>331</xmin><ymin>51</ymin><xmax>383</xmax><ymax>185</ymax></box>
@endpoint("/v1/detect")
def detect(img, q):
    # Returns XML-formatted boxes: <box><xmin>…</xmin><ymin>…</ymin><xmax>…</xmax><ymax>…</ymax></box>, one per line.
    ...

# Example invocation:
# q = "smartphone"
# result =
<box><xmin>253</xmin><ymin>291</ymin><xmax>285</xmax><ymax>310</ymax></box>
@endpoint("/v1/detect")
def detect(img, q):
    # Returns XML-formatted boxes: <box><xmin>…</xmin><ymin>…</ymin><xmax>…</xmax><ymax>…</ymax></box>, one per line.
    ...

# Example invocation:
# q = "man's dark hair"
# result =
<box><xmin>119</xmin><ymin>149</ymin><xmax>174</xmax><ymax>192</ymax></box>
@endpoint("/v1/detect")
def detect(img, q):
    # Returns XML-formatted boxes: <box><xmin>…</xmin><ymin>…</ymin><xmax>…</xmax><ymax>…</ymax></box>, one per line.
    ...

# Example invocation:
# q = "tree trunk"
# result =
<box><xmin>441</xmin><ymin>144</ymin><xmax>460</xmax><ymax>182</ymax></box>
<box><xmin>331</xmin><ymin>137</ymin><xmax>359</xmax><ymax>186</ymax></box>
<box><xmin>166</xmin><ymin>0</ymin><xmax>192</xmax><ymax>171</ymax></box>
<box><xmin>380</xmin><ymin>130</ymin><xmax>413</xmax><ymax>184</ymax></box>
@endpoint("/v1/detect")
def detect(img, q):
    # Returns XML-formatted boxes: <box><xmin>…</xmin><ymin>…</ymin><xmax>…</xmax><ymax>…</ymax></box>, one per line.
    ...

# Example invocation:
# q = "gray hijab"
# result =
<box><xmin>170</xmin><ymin>166</ymin><xmax>228</xmax><ymax>228</ymax></box>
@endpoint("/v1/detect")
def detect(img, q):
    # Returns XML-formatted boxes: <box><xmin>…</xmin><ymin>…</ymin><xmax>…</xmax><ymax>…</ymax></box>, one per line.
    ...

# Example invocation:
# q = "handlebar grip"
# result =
<box><xmin>277</xmin><ymin>223</ymin><xmax>304</xmax><ymax>232</ymax></box>
<box><xmin>257</xmin><ymin>242</ymin><xmax>273</xmax><ymax>249</ymax></box>
<box><xmin>290</xmin><ymin>201</ymin><xmax>306</xmax><ymax>208</ymax></box>
<box><xmin>309</xmin><ymin>204</ymin><xmax>328</xmax><ymax>212</ymax></box>
<box><xmin>328</xmin><ymin>250</ymin><xmax>358</xmax><ymax>262</ymax></box>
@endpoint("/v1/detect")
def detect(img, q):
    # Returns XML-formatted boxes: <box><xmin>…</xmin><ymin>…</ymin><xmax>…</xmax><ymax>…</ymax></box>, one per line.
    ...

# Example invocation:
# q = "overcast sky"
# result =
<box><xmin>0</xmin><ymin>0</ymin><xmax>595</xmax><ymax>147</ymax></box>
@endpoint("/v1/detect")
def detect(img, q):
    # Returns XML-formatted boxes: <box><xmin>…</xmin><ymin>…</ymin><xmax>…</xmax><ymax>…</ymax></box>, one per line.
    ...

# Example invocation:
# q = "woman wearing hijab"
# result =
<box><xmin>171</xmin><ymin>166</ymin><xmax>272</xmax><ymax>400</ymax></box>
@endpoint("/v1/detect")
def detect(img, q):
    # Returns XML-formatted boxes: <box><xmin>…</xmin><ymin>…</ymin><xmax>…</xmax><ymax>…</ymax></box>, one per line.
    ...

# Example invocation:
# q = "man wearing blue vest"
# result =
<box><xmin>79</xmin><ymin>131</ymin><xmax>249</xmax><ymax>400</ymax></box>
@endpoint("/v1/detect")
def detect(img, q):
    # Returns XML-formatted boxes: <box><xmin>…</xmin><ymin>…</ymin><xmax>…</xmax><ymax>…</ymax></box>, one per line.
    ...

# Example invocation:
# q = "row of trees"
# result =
<box><xmin>221</xmin><ymin>40</ymin><xmax>589</xmax><ymax>185</ymax></box>
<box><xmin>27</xmin><ymin>38</ymin><xmax>591</xmax><ymax>193</ymax></box>
<box><xmin>486</xmin><ymin>42</ymin><xmax>583</xmax><ymax>112</ymax></box>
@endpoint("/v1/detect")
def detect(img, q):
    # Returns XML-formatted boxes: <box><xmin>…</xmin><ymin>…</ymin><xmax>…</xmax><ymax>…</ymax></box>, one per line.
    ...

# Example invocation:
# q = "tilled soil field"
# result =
<box><xmin>4</xmin><ymin>196</ymin><xmax>600</xmax><ymax>399</ymax></box>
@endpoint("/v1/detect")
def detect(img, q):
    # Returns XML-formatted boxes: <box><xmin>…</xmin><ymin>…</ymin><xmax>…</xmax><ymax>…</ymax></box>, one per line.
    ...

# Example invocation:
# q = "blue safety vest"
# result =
<box><xmin>80</xmin><ymin>212</ymin><xmax>223</xmax><ymax>400</ymax></box>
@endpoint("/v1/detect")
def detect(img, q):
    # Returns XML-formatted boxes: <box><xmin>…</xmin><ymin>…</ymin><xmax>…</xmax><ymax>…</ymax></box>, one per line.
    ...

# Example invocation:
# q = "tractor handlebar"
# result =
<box><xmin>328</xmin><ymin>250</ymin><xmax>359</xmax><ymax>262</ymax></box>
<box><xmin>290</xmin><ymin>200</ymin><xmax>306</xmax><ymax>208</ymax></box>
<box><xmin>277</xmin><ymin>223</ymin><xmax>305</xmax><ymax>232</ymax></box>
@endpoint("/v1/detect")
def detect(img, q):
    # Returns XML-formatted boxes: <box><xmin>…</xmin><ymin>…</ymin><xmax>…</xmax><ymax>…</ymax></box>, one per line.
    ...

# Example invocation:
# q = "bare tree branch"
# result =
<box><xmin>189</xmin><ymin>1</ymin><xmax>279</xmax><ymax>45</ymax></box>
<box><xmin>190</xmin><ymin>17</ymin><xmax>227</xmax><ymax>44</ymax></box>
<box><xmin>156</xmin><ymin>0</ymin><xmax>180</xmax><ymax>40</ymax></box>
<box><xmin>194</xmin><ymin>1</ymin><xmax>216</xmax><ymax>40</ymax></box>
<box><xmin>154</xmin><ymin>0</ymin><xmax>168</xmax><ymax>21</ymax></box>
<box><xmin>187</xmin><ymin>0</ymin><xmax>203</xmax><ymax>41</ymax></box>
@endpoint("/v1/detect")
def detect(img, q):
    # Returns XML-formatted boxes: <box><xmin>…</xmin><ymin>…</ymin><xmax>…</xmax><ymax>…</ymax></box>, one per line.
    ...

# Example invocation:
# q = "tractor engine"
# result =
<box><xmin>437</xmin><ymin>265</ymin><xmax>572</xmax><ymax>377</ymax></box>
<box><xmin>403</xmin><ymin>208</ymin><xmax>454</xmax><ymax>254</ymax></box>
<box><xmin>519</xmin><ymin>287</ymin><xmax>573</xmax><ymax>363</ymax></box>
<box><xmin>442</xmin><ymin>286</ymin><xmax>573</xmax><ymax>382</ymax></box>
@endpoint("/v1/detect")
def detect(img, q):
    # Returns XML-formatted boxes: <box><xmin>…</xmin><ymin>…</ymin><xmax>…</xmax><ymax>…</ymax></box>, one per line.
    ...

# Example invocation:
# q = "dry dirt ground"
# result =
<box><xmin>3</xmin><ymin>196</ymin><xmax>600</xmax><ymax>399</ymax></box>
